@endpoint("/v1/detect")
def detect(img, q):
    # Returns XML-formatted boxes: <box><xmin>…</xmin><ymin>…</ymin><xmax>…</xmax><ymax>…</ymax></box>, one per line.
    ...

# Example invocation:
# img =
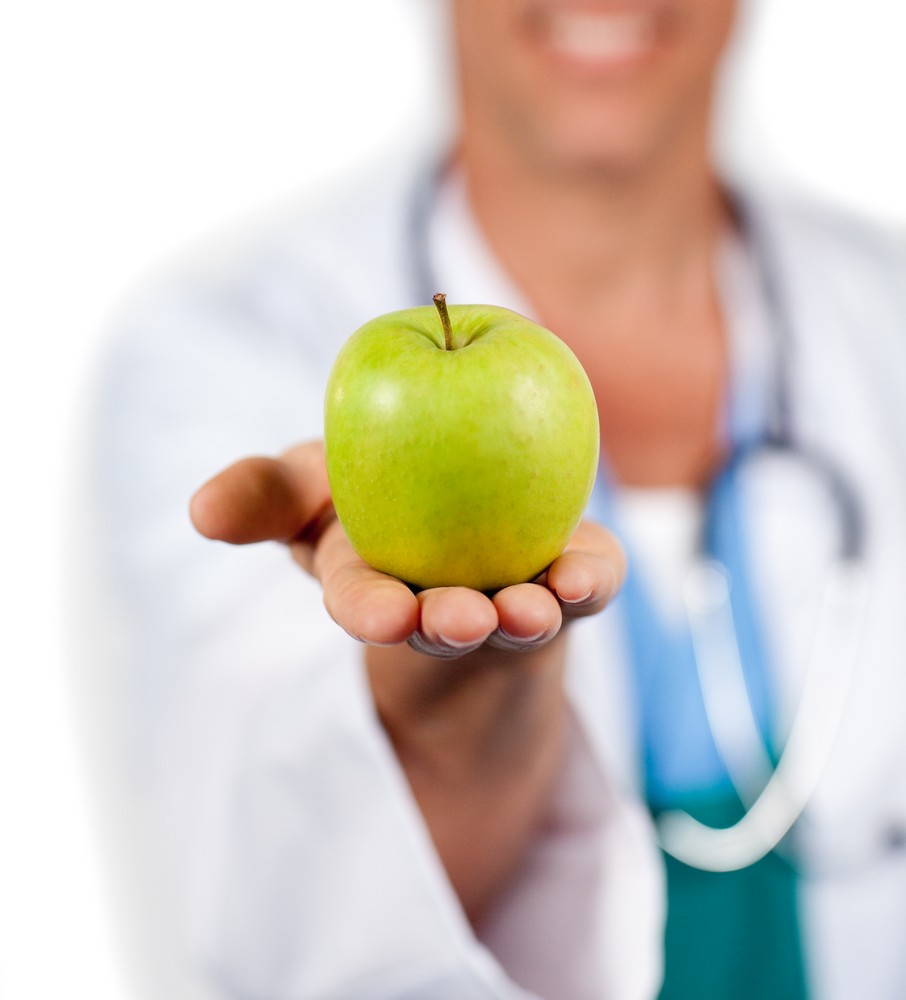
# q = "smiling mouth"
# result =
<box><xmin>527</xmin><ymin>5</ymin><xmax>667</xmax><ymax>71</ymax></box>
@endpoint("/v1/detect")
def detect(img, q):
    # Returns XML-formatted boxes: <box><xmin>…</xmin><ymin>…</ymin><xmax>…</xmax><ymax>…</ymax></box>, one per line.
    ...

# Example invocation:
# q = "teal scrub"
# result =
<box><xmin>657</xmin><ymin>794</ymin><xmax>807</xmax><ymax>1000</ymax></box>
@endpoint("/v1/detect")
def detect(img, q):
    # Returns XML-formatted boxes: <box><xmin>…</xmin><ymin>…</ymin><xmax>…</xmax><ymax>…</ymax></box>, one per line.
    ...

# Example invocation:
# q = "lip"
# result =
<box><xmin>522</xmin><ymin>2</ymin><xmax>674</xmax><ymax>78</ymax></box>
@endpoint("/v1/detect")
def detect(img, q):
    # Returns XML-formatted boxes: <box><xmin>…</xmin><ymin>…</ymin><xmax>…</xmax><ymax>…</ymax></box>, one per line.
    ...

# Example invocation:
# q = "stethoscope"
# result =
<box><xmin>406</xmin><ymin>161</ymin><xmax>870</xmax><ymax>873</ymax></box>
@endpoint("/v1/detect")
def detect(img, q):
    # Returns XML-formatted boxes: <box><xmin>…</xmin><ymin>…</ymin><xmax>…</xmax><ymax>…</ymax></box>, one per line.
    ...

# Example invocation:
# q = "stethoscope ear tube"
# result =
<box><xmin>657</xmin><ymin>558</ymin><xmax>870</xmax><ymax>872</ymax></box>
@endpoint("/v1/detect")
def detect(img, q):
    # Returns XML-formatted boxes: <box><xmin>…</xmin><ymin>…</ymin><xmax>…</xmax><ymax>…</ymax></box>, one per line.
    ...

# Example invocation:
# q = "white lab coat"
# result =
<box><xmin>86</xmin><ymin>151</ymin><xmax>906</xmax><ymax>1000</ymax></box>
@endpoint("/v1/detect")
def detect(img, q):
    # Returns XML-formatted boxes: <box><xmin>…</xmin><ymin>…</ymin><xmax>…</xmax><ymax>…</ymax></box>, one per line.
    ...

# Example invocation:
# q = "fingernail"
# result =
<box><xmin>559</xmin><ymin>587</ymin><xmax>594</xmax><ymax>606</ymax></box>
<box><xmin>436</xmin><ymin>633</ymin><xmax>481</xmax><ymax>649</ymax></box>
<box><xmin>502</xmin><ymin>628</ymin><xmax>547</xmax><ymax>642</ymax></box>
<box><xmin>348</xmin><ymin>632</ymin><xmax>399</xmax><ymax>648</ymax></box>
<box><xmin>494</xmin><ymin>628</ymin><xmax>551</xmax><ymax>649</ymax></box>
<box><xmin>408</xmin><ymin>632</ymin><xmax>480</xmax><ymax>659</ymax></box>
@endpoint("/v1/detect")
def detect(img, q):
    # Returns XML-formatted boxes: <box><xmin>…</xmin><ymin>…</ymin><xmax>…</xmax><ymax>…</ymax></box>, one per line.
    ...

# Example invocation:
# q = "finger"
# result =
<box><xmin>488</xmin><ymin>582</ymin><xmax>562</xmax><ymax>651</ymax></box>
<box><xmin>410</xmin><ymin>587</ymin><xmax>499</xmax><ymax>658</ymax></box>
<box><xmin>546</xmin><ymin>520</ymin><xmax>626</xmax><ymax>618</ymax></box>
<box><xmin>189</xmin><ymin>440</ymin><xmax>330</xmax><ymax>544</ymax></box>
<box><xmin>309</xmin><ymin>519</ymin><xmax>420</xmax><ymax>646</ymax></box>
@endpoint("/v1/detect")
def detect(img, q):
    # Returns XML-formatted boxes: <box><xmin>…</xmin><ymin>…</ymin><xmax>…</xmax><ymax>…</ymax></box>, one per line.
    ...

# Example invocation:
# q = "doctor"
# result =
<box><xmin>91</xmin><ymin>0</ymin><xmax>906</xmax><ymax>998</ymax></box>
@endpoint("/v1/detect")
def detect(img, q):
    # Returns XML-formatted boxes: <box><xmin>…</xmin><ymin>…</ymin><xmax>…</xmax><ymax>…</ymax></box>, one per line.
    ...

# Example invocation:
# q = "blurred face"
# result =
<box><xmin>452</xmin><ymin>0</ymin><xmax>738</xmax><ymax>177</ymax></box>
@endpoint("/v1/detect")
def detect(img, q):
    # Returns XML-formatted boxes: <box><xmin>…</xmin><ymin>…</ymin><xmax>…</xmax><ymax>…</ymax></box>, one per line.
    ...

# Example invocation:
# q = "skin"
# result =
<box><xmin>191</xmin><ymin>443</ymin><xmax>623</xmax><ymax>922</ymax></box>
<box><xmin>192</xmin><ymin>0</ymin><xmax>738</xmax><ymax>928</ymax></box>
<box><xmin>452</xmin><ymin>0</ymin><xmax>738</xmax><ymax>487</ymax></box>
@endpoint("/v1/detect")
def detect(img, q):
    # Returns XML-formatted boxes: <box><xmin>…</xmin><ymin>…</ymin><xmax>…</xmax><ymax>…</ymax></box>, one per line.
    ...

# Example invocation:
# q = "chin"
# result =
<box><xmin>521</xmin><ymin>99</ymin><xmax>695</xmax><ymax>181</ymax></box>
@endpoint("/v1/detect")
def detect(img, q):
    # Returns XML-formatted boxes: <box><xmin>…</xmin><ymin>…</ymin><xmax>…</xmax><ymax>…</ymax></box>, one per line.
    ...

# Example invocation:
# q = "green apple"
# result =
<box><xmin>323</xmin><ymin>294</ymin><xmax>599</xmax><ymax>591</ymax></box>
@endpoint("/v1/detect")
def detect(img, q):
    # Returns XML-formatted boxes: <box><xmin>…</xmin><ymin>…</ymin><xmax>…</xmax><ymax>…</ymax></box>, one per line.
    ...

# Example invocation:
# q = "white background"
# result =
<box><xmin>1</xmin><ymin>2</ymin><xmax>905</xmax><ymax>998</ymax></box>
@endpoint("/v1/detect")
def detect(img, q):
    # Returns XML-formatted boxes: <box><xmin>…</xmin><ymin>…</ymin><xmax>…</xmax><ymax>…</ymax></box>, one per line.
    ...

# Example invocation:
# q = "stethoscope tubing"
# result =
<box><xmin>664</xmin><ymin>557</ymin><xmax>869</xmax><ymax>872</ymax></box>
<box><xmin>407</xmin><ymin>158</ymin><xmax>868</xmax><ymax>872</ymax></box>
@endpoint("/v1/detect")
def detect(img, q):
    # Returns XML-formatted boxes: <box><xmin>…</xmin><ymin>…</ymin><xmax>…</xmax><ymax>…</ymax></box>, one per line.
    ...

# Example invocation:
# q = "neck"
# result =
<box><xmin>453</xmin><ymin>119</ymin><xmax>734</xmax><ymax>489</ymax></box>
<box><xmin>455</xmin><ymin>123</ymin><xmax>730</xmax><ymax>326</ymax></box>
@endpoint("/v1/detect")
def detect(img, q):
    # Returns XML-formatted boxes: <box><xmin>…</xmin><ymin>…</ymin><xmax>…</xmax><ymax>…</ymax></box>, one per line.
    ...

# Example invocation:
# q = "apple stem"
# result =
<box><xmin>433</xmin><ymin>292</ymin><xmax>454</xmax><ymax>351</ymax></box>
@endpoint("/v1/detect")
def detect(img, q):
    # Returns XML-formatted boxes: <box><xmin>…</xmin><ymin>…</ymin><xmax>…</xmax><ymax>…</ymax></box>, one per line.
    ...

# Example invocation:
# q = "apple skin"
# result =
<box><xmin>323</xmin><ymin>302</ymin><xmax>599</xmax><ymax>592</ymax></box>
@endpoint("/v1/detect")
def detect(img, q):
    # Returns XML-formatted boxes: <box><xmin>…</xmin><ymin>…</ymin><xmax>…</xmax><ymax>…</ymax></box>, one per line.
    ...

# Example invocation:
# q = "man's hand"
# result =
<box><xmin>190</xmin><ymin>440</ymin><xmax>625</xmax><ymax>658</ymax></box>
<box><xmin>190</xmin><ymin>438</ymin><xmax>625</xmax><ymax>924</ymax></box>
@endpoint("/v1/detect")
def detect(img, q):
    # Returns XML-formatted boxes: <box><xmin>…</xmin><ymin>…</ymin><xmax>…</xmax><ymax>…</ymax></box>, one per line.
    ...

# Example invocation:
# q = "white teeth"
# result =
<box><xmin>548</xmin><ymin>11</ymin><xmax>655</xmax><ymax>62</ymax></box>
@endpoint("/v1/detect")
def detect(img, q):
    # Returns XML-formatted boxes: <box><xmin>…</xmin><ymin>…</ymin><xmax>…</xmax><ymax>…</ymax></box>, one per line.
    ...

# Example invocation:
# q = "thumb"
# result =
<box><xmin>190</xmin><ymin>440</ymin><xmax>331</xmax><ymax>544</ymax></box>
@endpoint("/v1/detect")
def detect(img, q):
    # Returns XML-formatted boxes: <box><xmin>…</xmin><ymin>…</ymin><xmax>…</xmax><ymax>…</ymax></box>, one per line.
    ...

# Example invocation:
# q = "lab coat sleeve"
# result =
<box><xmin>86</xmin><ymin>267</ymin><xmax>663</xmax><ymax>1000</ymax></box>
<box><xmin>478</xmin><ymin>662</ymin><xmax>666</xmax><ymax>1000</ymax></box>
